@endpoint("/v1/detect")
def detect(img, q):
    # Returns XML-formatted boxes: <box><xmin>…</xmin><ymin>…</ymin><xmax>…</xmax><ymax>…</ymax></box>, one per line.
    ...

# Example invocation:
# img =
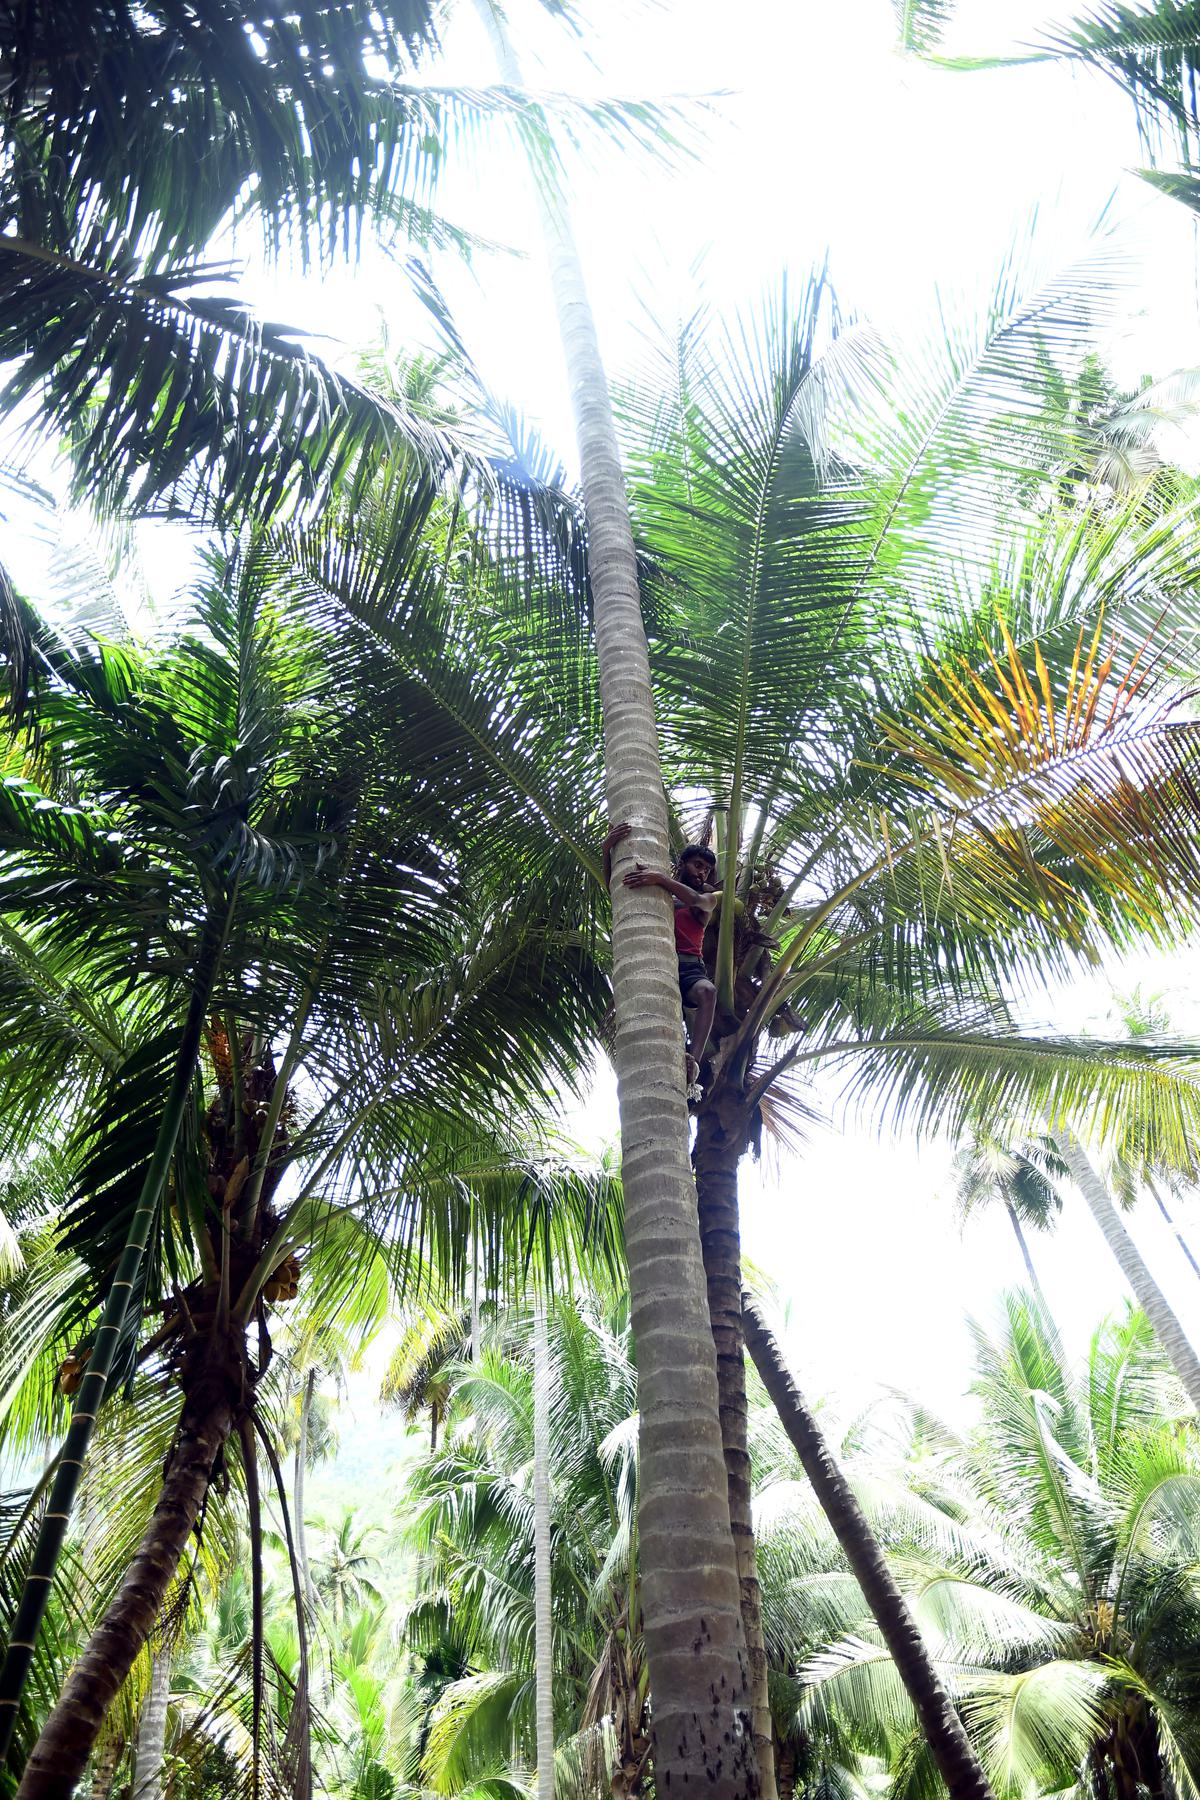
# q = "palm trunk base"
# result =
<box><xmin>16</xmin><ymin>1342</ymin><xmax>242</xmax><ymax>1800</ymax></box>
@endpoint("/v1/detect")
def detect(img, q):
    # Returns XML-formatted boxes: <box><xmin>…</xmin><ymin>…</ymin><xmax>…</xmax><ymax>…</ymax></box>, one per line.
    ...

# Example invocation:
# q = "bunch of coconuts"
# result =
<box><xmin>263</xmin><ymin>1253</ymin><xmax>301</xmax><ymax>1304</ymax></box>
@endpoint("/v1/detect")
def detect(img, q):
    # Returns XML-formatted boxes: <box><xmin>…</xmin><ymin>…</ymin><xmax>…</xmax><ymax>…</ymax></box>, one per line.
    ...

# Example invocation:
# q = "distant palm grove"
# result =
<box><xmin>5</xmin><ymin>2</ymin><xmax>1200</xmax><ymax>1798</ymax></box>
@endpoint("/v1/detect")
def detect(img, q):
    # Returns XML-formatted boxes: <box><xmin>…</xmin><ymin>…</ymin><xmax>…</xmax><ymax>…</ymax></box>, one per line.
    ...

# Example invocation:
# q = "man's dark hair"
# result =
<box><xmin>678</xmin><ymin>844</ymin><xmax>717</xmax><ymax>868</ymax></box>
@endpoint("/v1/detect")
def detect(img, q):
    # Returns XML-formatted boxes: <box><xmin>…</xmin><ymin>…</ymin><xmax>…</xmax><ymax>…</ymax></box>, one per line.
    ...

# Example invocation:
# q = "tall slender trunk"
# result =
<box><xmin>295</xmin><ymin>1368</ymin><xmax>317</xmax><ymax>1619</ymax></box>
<box><xmin>131</xmin><ymin>1645</ymin><xmax>171</xmax><ymax>1800</ymax></box>
<box><xmin>0</xmin><ymin>911</ymin><xmax>226</xmax><ymax>1760</ymax></box>
<box><xmin>474</xmin><ymin>11</ymin><xmax>758</xmax><ymax>1794</ymax></box>
<box><xmin>1060</xmin><ymin>1132</ymin><xmax>1200</xmax><ymax>1413</ymax></box>
<box><xmin>742</xmin><ymin>1298</ymin><xmax>996</xmax><ymax>1800</ymax></box>
<box><xmin>1004</xmin><ymin>1202</ymin><xmax>1052</xmax><ymax>1322</ymax></box>
<box><xmin>694</xmin><ymin>1108</ymin><xmax>776</xmax><ymax>1798</ymax></box>
<box><xmin>1149</xmin><ymin>1180</ymin><xmax>1200</xmax><ymax>1283</ymax></box>
<box><xmin>16</xmin><ymin>1353</ymin><xmax>240</xmax><ymax>1799</ymax></box>
<box><xmin>533</xmin><ymin>1304</ymin><xmax>555</xmax><ymax>1800</ymax></box>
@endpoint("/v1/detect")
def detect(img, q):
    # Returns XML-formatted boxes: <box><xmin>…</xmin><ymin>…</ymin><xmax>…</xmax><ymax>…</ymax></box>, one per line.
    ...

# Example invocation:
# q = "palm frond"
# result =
<box><xmin>894</xmin><ymin>0</ymin><xmax>958</xmax><ymax>53</ymax></box>
<box><xmin>0</xmin><ymin>227</ymin><xmax>467</xmax><ymax>525</ymax></box>
<box><xmin>421</xmin><ymin>1666</ymin><xmax>526</xmax><ymax>1791</ymax></box>
<box><xmin>963</xmin><ymin>1660</ymin><xmax>1111</xmax><ymax>1799</ymax></box>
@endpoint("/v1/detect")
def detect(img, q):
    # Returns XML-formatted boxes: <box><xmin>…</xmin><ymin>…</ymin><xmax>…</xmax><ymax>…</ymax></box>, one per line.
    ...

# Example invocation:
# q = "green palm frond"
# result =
<box><xmin>0</xmin><ymin>226</ymin><xmax>466</xmax><ymax>525</ymax></box>
<box><xmin>1035</xmin><ymin>5</ymin><xmax>1200</xmax><ymax>160</ymax></box>
<box><xmin>285</xmin><ymin>487</ymin><xmax>605</xmax><ymax>914</ymax></box>
<box><xmin>801</xmin><ymin>1636</ymin><xmax>920</xmax><ymax>1755</ymax></box>
<box><xmin>0</xmin><ymin>1243</ymin><xmax>78</xmax><ymax>1455</ymax></box>
<box><xmin>623</xmin><ymin>271</ymin><xmax>873</xmax><ymax>790</ymax></box>
<box><xmin>911</xmin><ymin>1576</ymin><xmax>1074</xmax><ymax>1662</ymax></box>
<box><xmin>1086</xmin><ymin>1306</ymin><xmax>1181</xmax><ymax>1478</ymax></box>
<box><xmin>963</xmin><ymin>1660</ymin><xmax>1111</xmax><ymax>1798</ymax></box>
<box><xmin>795</xmin><ymin>996</ymin><xmax>1200</xmax><ymax>1169</ymax></box>
<box><xmin>1139</xmin><ymin>164</ymin><xmax>1200</xmax><ymax>207</ymax></box>
<box><xmin>0</xmin><ymin>0</ymin><xmax>442</xmax><ymax>264</ymax></box>
<box><xmin>895</xmin><ymin>0</ymin><xmax>957</xmax><ymax>52</ymax></box>
<box><xmin>421</xmin><ymin>1667</ymin><xmax>526</xmax><ymax>1794</ymax></box>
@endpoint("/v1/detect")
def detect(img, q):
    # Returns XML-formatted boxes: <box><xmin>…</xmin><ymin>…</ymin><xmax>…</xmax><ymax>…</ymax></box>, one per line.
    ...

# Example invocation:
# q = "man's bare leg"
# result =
<box><xmin>686</xmin><ymin>979</ymin><xmax>717</xmax><ymax>1084</ymax></box>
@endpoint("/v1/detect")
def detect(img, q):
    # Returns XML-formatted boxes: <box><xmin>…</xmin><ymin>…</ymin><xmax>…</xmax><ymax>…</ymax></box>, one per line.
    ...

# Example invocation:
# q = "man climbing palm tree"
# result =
<box><xmin>604</xmin><ymin>825</ymin><xmax>720</xmax><ymax>1084</ymax></box>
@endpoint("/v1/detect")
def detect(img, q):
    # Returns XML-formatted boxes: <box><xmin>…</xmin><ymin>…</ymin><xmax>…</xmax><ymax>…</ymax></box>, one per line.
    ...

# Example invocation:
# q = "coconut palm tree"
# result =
<box><xmin>802</xmin><ymin>1297</ymin><xmax>1200</xmax><ymax>1800</ymax></box>
<box><xmin>308</xmin><ymin>247</ymin><xmax>1200</xmax><ymax>1794</ymax></box>
<box><xmin>129</xmin><ymin>1647</ymin><xmax>171</xmax><ymax>1800</ymax></box>
<box><xmin>1106</xmin><ymin>990</ymin><xmax>1200</xmax><ymax>1283</ymax></box>
<box><xmin>0</xmin><ymin>544</ymin><xmax>614</xmax><ymax>1792</ymax></box>
<box><xmin>312</xmin><ymin>1516</ymin><xmax>385</xmax><ymax>1633</ymax></box>
<box><xmin>609</xmin><ymin>257</ymin><xmax>1200</xmax><ymax>1786</ymax></box>
<box><xmin>951</xmin><ymin>1131</ymin><xmax>1067</xmax><ymax>1319</ymax></box>
<box><xmin>1057</xmin><ymin>1130</ymin><xmax>1200</xmax><ymax>1412</ymax></box>
<box><xmin>950</xmin><ymin>1007</ymin><xmax>1200</xmax><ymax>1405</ymax></box>
<box><xmin>382</xmin><ymin>1300</ymin><xmax>473</xmax><ymax>1452</ymax></box>
<box><xmin>470</xmin><ymin>8</ymin><xmax>761</xmax><ymax>1787</ymax></box>
<box><xmin>532</xmin><ymin>1302</ymin><xmax>556</xmax><ymax>1800</ymax></box>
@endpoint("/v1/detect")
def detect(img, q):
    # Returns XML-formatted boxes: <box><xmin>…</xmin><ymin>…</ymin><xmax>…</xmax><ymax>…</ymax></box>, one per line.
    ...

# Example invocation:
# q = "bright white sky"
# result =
<box><xmin>19</xmin><ymin>0</ymin><xmax>1200</xmax><ymax>1435</ymax></box>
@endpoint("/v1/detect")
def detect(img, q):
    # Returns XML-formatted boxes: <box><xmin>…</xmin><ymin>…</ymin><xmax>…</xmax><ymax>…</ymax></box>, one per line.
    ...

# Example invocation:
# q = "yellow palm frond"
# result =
<box><xmin>867</xmin><ymin>620</ymin><xmax>1200</xmax><ymax>943</ymax></box>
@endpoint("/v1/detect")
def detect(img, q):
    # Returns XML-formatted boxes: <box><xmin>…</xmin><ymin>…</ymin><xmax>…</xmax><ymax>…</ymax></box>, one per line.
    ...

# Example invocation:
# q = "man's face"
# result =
<box><xmin>681</xmin><ymin>853</ymin><xmax>715</xmax><ymax>889</ymax></box>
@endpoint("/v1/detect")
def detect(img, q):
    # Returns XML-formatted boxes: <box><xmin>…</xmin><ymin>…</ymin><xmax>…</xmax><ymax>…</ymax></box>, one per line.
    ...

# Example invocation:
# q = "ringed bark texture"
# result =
<box><xmin>742</xmin><ymin>1297</ymin><xmax>996</xmax><ymax>1800</ymax></box>
<box><xmin>1059</xmin><ymin>1130</ymin><xmax>1200</xmax><ymax>1413</ymax></box>
<box><xmin>16</xmin><ymin>1367</ymin><xmax>238</xmax><ymax>1800</ymax></box>
<box><xmin>694</xmin><ymin>1107</ymin><xmax>776</xmax><ymax>1798</ymax></box>
<box><xmin>130</xmin><ymin>1645</ymin><xmax>171</xmax><ymax>1800</ymax></box>
<box><xmin>533</xmin><ymin>1306</ymin><xmax>556</xmax><ymax>1800</ymax></box>
<box><xmin>474</xmin><ymin>8</ymin><xmax>760</xmax><ymax>1794</ymax></box>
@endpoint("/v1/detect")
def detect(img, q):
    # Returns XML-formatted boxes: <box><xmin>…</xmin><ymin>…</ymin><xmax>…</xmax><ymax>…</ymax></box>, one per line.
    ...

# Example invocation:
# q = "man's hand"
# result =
<box><xmin>602</xmin><ymin>820</ymin><xmax>634</xmax><ymax>889</ymax></box>
<box><xmin>622</xmin><ymin>862</ymin><xmax>665</xmax><ymax>890</ymax></box>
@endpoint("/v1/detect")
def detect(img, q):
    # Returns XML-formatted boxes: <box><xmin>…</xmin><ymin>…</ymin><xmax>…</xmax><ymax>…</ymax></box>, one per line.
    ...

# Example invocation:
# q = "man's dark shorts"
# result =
<box><xmin>678</xmin><ymin>955</ymin><xmax>710</xmax><ymax>1005</ymax></box>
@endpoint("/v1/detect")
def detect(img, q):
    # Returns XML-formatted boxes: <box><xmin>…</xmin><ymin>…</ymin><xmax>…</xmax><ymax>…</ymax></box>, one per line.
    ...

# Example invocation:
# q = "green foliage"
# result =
<box><xmin>796</xmin><ymin>1299</ymin><xmax>1200</xmax><ymax>1799</ymax></box>
<box><xmin>398</xmin><ymin>1294</ymin><xmax>642</xmax><ymax>1794</ymax></box>
<box><xmin>894</xmin><ymin>0</ymin><xmax>957</xmax><ymax>53</ymax></box>
<box><xmin>0</xmin><ymin>510</ymin><xmax>618</xmax><ymax>1783</ymax></box>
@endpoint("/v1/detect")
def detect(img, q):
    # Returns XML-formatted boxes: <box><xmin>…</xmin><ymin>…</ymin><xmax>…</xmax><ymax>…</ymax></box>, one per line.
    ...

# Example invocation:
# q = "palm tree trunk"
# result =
<box><xmin>474</xmin><ymin>11</ymin><xmax>758</xmax><ymax>1795</ymax></box>
<box><xmin>130</xmin><ymin>1645</ymin><xmax>171</xmax><ymax>1800</ymax></box>
<box><xmin>1148</xmin><ymin>1180</ymin><xmax>1200</xmax><ymax>1283</ymax></box>
<box><xmin>741</xmin><ymin>1297</ymin><xmax>996</xmax><ymax>1800</ymax></box>
<box><xmin>295</xmin><ymin>1368</ymin><xmax>317</xmax><ymax>1619</ymax></box>
<box><xmin>533</xmin><ymin>1303</ymin><xmax>555</xmax><ymax>1800</ymax></box>
<box><xmin>1059</xmin><ymin>1131</ymin><xmax>1200</xmax><ymax>1413</ymax></box>
<box><xmin>16</xmin><ymin>1353</ymin><xmax>240</xmax><ymax>1799</ymax></box>
<box><xmin>694</xmin><ymin>1108</ymin><xmax>776</xmax><ymax>1798</ymax></box>
<box><xmin>89</xmin><ymin>1734</ymin><xmax>122</xmax><ymax>1800</ymax></box>
<box><xmin>1003</xmin><ymin>1201</ymin><xmax>1053</xmax><ymax>1322</ymax></box>
<box><xmin>0</xmin><ymin>912</ymin><xmax>226</xmax><ymax>1763</ymax></box>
